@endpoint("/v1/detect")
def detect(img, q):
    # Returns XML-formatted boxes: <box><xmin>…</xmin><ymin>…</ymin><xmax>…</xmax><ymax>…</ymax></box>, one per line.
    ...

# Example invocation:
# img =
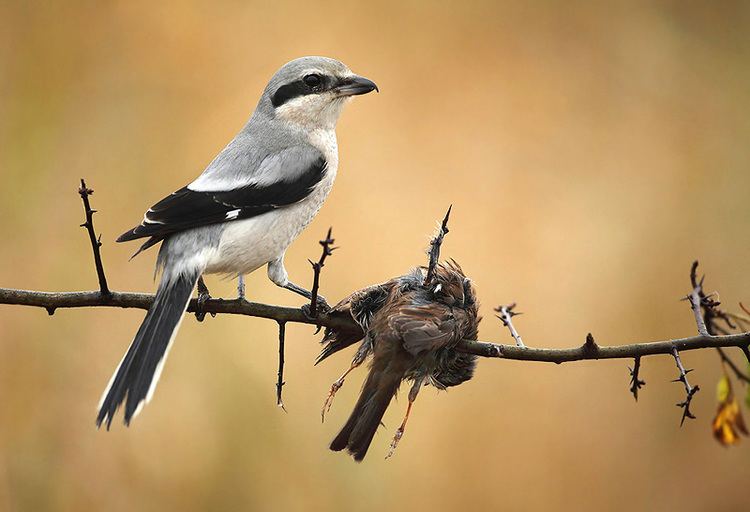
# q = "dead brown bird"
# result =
<box><xmin>317</xmin><ymin>261</ymin><xmax>480</xmax><ymax>461</ymax></box>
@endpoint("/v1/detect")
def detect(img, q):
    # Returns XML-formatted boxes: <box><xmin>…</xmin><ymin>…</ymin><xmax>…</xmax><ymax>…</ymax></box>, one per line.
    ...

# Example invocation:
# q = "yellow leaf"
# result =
<box><xmin>712</xmin><ymin>374</ymin><xmax>749</xmax><ymax>446</ymax></box>
<box><xmin>717</xmin><ymin>375</ymin><xmax>731</xmax><ymax>403</ymax></box>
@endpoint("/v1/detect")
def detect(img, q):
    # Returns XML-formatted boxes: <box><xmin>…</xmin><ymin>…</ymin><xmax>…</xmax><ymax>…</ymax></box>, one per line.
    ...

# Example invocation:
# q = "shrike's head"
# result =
<box><xmin>262</xmin><ymin>56</ymin><xmax>378</xmax><ymax>129</ymax></box>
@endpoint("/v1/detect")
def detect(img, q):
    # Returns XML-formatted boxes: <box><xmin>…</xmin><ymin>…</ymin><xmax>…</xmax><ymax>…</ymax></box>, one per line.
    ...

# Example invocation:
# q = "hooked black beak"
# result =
<box><xmin>336</xmin><ymin>75</ymin><xmax>379</xmax><ymax>97</ymax></box>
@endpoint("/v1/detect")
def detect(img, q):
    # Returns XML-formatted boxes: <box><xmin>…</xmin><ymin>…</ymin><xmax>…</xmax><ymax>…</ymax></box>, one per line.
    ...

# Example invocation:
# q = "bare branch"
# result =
<box><xmin>78</xmin><ymin>179</ymin><xmax>110</xmax><ymax>295</ymax></box>
<box><xmin>671</xmin><ymin>346</ymin><xmax>699</xmax><ymax>426</ymax></box>
<box><xmin>742</xmin><ymin>345</ymin><xmax>750</xmax><ymax>366</ymax></box>
<box><xmin>276</xmin><ymin>321</ymin><xmax>287</xmax><ymax>412</ymax></box>
<box><xmin>0</xmin><ymin>288</ymin><xmax>353</xmax><ymax>328</ymax></box>
<box><xmin>686</xmin><ymin>261</ymin><xmax>709</xmax><ymax>337</ymax></box>
<box><xmin>628</xmin><ymin>356</ymin><xmax>645</xmax><ymax>401</ymax></box>
<box><xmin>457</xmin><ymin>332</ymin><xmax>750</xmax><ymax>362</ymax></box>
<box><xmin>688</xmin><ymin>260</ymin><xmax>738</xmax><ymax>336</ymax></box>
<box><xmin>424</xmin><ymin>206</ymin><xmax>451</xmax><ymax>285</ymax></box>
<box><xmin>495</xmin><ymin>303</ymin><xmax>525</xmax><ymax>348</ymax></box>
<box><xmin>308</xmin><ymin>227</ymin><xmax>335</xmax><ymax>317</ymax></box>
<box><xmin>716</xmin><ymin>347</ymin><xmax>750</xmax><ymax>385</ymax></box>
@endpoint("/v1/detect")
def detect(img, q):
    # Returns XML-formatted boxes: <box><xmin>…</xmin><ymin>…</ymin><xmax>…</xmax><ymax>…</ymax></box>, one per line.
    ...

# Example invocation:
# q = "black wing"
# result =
<box><xmin>118</xmin><ymin>156</ymin><xmax>327</xmax><ymax>255</ymax></box>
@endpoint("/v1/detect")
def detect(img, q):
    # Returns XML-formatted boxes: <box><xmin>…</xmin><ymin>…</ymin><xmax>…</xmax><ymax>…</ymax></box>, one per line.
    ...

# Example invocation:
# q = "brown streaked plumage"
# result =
<box><xmin>319</xmin><ymin>261</ymin><xmax>480</xmax><ymax>461</ymax></box>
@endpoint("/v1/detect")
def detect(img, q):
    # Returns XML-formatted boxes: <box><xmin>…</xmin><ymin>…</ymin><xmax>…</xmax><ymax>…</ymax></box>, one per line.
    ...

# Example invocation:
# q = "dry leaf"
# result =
<box><xmin>712</xmin><ymin>374</ymin><xmax>749</xmax><ymax>446</ymax></box>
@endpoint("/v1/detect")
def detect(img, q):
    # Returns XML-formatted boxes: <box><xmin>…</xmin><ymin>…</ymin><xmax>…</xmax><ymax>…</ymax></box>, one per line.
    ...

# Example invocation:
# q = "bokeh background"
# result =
<box><xmin>1</xmin><ymin>1</ymin><xmax>749</xmax><ymax>510</ymax></box>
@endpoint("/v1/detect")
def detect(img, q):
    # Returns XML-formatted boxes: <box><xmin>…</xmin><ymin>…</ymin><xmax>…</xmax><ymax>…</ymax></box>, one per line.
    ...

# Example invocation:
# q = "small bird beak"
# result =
<box><xmin>336</xmin><ymin>75</ymin><xmax>379</xmax><ymax>97</ymax></box>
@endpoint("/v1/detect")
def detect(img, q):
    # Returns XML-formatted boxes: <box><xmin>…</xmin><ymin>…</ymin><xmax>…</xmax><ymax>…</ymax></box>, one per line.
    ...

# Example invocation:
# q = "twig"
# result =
<box><xmin>671</xmin><ymin>346</ymin><xmax>699</xmax><ymax>426</ymax></box>
<box><xmin>276</xmin><ymin>321</ymin><xmax>287</xmax><ymax>412</ymax></box>
<box><xmin>494</xmin><ymin>303</ymin><xmax>525</xmax><ymax>348</ymax></box>
<box><xmin>686</xmin><ymin>261</ymin><xmax>709</xmax><ymax>337</ymax></box>
<box><xmin>424</xmin><ymin>206</ymin><xmax>451</xmax><ymax>285</ymax></box>
<box><xmin>742</xmin><ymin>345</ymin><xmax>750</xmax><ymax>366</ymax></box>
<box><xmin>716</xmin><ymin>347</ymin><xmax>750</xmax><ymax>385</ymax></box>
<box><xmin>457</xmin><ymin>332</ymin><xmax>750</xmax><ymax>362</ymax></box>
<box><xmin>688</xmin><ymin>260</ymin><xmax>737</xmax><ymax>336</ymax></box>
<box><xmin>308</xmin><ymin>227</ymin><xmax>335</xmax><ymax>317</ymax></box>
<box><xmin>78</xmin><ymin>179</ymin><xmax>110</xmax><ymax>295</ymax></box>
<box><xmin>628</xmin><ymin>356</ymin><xmax>645</xmax><ymax>401</ymax></box>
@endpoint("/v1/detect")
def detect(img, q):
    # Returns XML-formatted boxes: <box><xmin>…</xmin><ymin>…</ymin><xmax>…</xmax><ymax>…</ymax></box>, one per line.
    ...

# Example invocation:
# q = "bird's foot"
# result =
<box><xmin>301</xmin><ymin>297</ymin><xmax>331</xmax><ymax>321</ymax></box>
<box><xmin>385</xmin><ymin>427</ymin><xmax>405</xmax><ymax>459</ymax></box>
<box><xmin>321</xmin><ymin>377</ymin><xmax>344</xmax><ymax>423</ymax></box>
<box><xmin>195</xmin><ymin>276</ymin><xmax>215</xmax><ymax>322</ymax></box>
<box><xmin>237</xmin><ymin>274</ymin><xmax>246</xmax><ymax>301</ymax></box>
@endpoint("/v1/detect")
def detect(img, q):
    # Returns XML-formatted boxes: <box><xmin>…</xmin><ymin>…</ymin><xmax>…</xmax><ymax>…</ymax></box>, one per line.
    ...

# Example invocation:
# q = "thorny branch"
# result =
<box><xmin>671</xmin><ymin>346</ymin><xmax>699</xmax><ymax>426</ymax></box>
<box><xmin>276</xmin><ymin>321</ymin><xmax>287</xmax><ymax>411</ymax></box>
<box><xmin>628</xmin><ymin>356</ymin><xmax>645</xmax><ymax>401</ymax></box>
<box><xmin>78</xmin><ymin>179</ymin><xmax>110</xmax><ymax>296</ymax></box>
<box><xmin>2</xmin><ymin>181</ymin><xmax>750</xmax><ymax>426</ymax></box>
<box><xmin>495</xmin><ymin>303</ymin><xmax>525</xmax><ymax>348</ymax></box>
<box><xmin>686</xmin><ymin>260</ymin><xmax>750</xmax><ymax>392</ymax></box>
<box><xmin>308</xmin><ymin>227</ymin><xmax>335</xmax><ymax>317</ymax></box>
<box><xmin>424</xmin><ymin>205</ymin><xmax>451</xmax><ymax>285</ymax></box>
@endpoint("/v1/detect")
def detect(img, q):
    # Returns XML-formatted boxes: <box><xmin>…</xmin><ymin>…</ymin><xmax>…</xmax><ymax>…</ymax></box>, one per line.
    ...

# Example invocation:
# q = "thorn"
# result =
<box><xmin>45</xmin><ymin>307</ymin><xmax>55</xmax><ymax>316</ymax></box>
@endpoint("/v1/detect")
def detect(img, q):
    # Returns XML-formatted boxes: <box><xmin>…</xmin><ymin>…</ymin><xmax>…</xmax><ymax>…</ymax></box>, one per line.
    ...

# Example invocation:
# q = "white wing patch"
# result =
<box><xmin>225</xmin><ymin>209</ymin><xmax>241</xmax><ymax>220</ymax></box>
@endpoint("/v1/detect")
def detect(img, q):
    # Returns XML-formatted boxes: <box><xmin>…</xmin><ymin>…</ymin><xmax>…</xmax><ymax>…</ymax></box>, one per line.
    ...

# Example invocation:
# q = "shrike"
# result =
<box><xmin>96</xmin><ymin>56</ymin><xmax>377</xmax><ymax>428</ymax></box>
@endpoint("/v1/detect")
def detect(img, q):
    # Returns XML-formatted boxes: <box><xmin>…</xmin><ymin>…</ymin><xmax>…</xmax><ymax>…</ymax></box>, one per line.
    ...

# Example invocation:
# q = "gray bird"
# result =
<box><xmin>96</xmin><ymin>56</ymin><xmax>378</xmax><ymax>428</ymax></box>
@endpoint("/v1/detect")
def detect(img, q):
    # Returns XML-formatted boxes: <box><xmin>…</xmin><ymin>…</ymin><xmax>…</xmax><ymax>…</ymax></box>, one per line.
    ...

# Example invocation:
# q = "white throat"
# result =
<box><xmin>275</xmin><ymin>94</ymin><xmax>352</xmax><ymax>131</ymax></box>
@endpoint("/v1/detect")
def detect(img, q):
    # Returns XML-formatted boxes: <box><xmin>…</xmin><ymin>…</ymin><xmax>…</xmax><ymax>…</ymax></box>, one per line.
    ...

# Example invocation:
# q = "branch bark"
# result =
<box><xmin>3</xmin><ymin>287</ymin><xmax>749</xmax><ymax>363</ymax></box>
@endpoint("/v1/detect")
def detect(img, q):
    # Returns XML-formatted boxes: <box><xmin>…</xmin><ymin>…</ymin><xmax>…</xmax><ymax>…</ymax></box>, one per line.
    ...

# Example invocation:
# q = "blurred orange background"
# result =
<box><xmin>1</xmin><ymin>1</ymin><xmax>749</xmax><ymax>510</ymax></box>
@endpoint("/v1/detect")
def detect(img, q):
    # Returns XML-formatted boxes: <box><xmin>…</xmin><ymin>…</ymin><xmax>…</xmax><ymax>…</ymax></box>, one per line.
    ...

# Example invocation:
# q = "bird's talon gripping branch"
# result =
<box><xmin>237</xmin><ymin>274</ymin><xmax>246</xmax><ymax>301</ymax></box>
<box><xmin>195</xmin><ymin>276</ymin><xmax>213</xmax><ymax>322</ymax></box>
<box><xmin>302</xmin><ymin>300</ymin><xmax>330</xmax><ymax>321</ymax></box>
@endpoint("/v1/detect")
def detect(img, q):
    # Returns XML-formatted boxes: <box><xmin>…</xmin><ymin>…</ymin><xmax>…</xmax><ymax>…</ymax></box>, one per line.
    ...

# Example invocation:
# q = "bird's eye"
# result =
<box><xmin>303</xmin><ymin>74</ymin><xmax>322</xmax><ymax>87</ymax></box>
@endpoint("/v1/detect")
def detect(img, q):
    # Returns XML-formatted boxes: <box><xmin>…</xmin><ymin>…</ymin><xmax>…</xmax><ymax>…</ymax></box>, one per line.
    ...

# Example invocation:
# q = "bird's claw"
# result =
<box><xmin>195</xmin><ymin>291</ymin><xmax>213</xmax><ymax>322</ymax></box>
<box><xmin>237</xmin><ymin>275</ymin><xmax>246</xmax><ymax>301</ymax></box>
<box><xmin>314</xmin><ymin>296</ymin><xmax>332</xmax><ymax>312</ymax></box>
<box><xmin>301</xmin><ymin>297</ymin><xmax>331</xmax><ymax>321</ymax></box>
<box><xmin>385</xmin><ymin>427</ymin><xmax>404</xmax><ymax>459</ymax></box>
<box><xmin>321</xmin><ymin>379</ymin><xmax>344</xmax><ymax>423</ymax></box>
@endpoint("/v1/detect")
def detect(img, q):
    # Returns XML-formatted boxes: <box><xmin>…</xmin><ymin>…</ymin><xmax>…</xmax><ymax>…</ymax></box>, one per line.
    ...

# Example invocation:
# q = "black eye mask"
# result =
<box><xmin>271</xmin><ymin>74</ymin><xmax>334</xmax><ymax>108</ymax></box>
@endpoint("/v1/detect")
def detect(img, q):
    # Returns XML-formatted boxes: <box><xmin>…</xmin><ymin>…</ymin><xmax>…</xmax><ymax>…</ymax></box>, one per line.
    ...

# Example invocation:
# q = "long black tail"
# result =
<box><xmin>330</xmin><ymin>364</ymin><xmax>403</xmax><ymax>461</ymax></box>
<box><xmin>96</xmin><ymin>269</ymin><xmax>199</xmax><ymax>429</ymax></box>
